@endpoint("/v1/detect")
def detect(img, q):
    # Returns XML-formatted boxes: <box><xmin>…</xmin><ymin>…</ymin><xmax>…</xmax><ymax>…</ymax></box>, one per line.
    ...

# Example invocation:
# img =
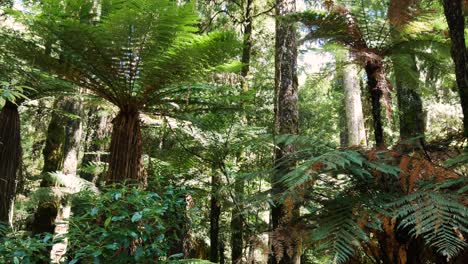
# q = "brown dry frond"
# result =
<box><xmin>388</xmin><ymin>0</ymin><xmax>420</xmax><ymax>27</ymax></box>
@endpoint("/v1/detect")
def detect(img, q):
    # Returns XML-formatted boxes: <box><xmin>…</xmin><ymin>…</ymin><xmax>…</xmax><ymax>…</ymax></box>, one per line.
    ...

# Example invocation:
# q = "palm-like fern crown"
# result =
<box><xmin>17</xmin><ymin>0</ymin><xmax>239</xmax><ymax>110</ymax></box>
<box><xmin>300</xmin><ymin>0</ymin><xmax>448</xmax><ymax>57</ymax></box>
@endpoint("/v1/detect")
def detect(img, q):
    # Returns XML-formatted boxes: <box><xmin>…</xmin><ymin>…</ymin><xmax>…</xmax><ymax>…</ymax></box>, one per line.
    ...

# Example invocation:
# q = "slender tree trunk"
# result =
<box><xmin>0</xmin><ymin>101</ymin><xmax>21</xmax><ymax>224</ymax></box>
<box><xmin>231</xmin><ymin>179</ymin><xmax>245</xmax><ymax>264</ymax></box>
<box><xmin>394</xmin><ymin>54</ymin><xmax>425</xmax><ymax>147</ymax></box>
<box><xmin>210</xmin><ymin>169</ymin><xmax>221</xmax><ymax>263</ymax></box>
<box><xmin>343</xmin><ymin>62</ymin><xmax>366</xmax><ymax>147</ymax></box>
<box><xmin>106</xmin><ymin>108</ymin><xmax>144</xmax><ymax>184</ymax></box>
<box><xmin>219</xmin><ymin>238</ymin><xmax>226</xmax><ymax>264</ymax></box>
<box><xmin>231</xmin><ymin>0</ymin><xmax>254</xmax><ymax>262</ymax></box>
<box><xmin>81</xmin><ymin>106</ymin><xmax>111</xmax><ymax>183</ymax></box>
<box><xmin>442</xmin><ymin>0</ymin><xmax>468</xmax><ymax>137</ymax></box>
<box><xmin>270</xmin><ymin>0</ymin><xmax>301</xmax><ymax>263</ymax></box>
<box><xmin>365</xmin><ymin>61</ymin><xmax>385</xmax><ymax>147</ymax></box>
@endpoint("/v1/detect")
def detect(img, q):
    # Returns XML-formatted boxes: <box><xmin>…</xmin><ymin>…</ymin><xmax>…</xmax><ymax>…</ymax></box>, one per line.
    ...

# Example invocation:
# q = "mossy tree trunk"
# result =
<box><xmin>270</xmin><ymin>0</ymin><xmax>301</xmax><ymax>263</ymax></box>
<box><xmin>33</xmin><ymin>99</ymin><xmax>66</xmax><ymax>235</ymax></box>
<box><xmin>0</xmin><ymin>101</ymin><xmax>21</xmax><ymax>224</ymax></box>
<box><xmin>32</xmin><ymin>97</ymin><xmax>83</xmax><ymax>235</ymax></box>
<box><xmin>81</xmin><ymin>105</ymin><xmax>111</xmax><ymax>183</ymax></box>
<box><xmin>394</xmin><ymin>54</ymin><xmax>425</xmax><ymax>150</ymax></box>
<box><xmin>50</xmin><ymin>97</ymin><xmax>83</xmax><ymax>263</ymax></box>
<box><xmin>40</xmin><ymin>101</ymin><xmax>66</xmax><ymax>186</ymax></box>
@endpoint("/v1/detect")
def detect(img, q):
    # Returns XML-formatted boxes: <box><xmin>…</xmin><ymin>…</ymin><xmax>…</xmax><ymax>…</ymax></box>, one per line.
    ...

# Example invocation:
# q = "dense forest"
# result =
<box><xmin>0</xmin><ymin>0</ymin><xmax>467</xmax><ymax>263</ymax></box>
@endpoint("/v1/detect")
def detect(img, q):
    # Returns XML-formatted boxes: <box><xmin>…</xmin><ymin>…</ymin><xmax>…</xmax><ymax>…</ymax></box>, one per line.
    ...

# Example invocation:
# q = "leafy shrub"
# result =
<box><xmin>0</xmin><ymin>223</ymin><xmax>53</xmax><ymax>264</ymax></box>
<box><xmin>66</xmin><ymin>184</ymin><xmax>190</xmax><ymax>263</ymax></box>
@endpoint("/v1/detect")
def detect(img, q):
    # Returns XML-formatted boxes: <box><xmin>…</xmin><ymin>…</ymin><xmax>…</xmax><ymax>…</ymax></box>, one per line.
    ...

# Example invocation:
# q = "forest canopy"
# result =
<box><xmin>0</xmin><ymin>0</ymin><xmax>467</xmax><ymax>263</ymax></box>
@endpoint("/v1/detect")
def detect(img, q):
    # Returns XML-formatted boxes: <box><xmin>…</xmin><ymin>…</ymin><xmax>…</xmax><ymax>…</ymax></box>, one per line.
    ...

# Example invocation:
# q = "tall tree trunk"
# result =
<box><xmin>442</xmin><ymin>0</ymin><xmax>468</xmax><ymax>137</ymax></box>
<box><xmin>210</xmin><ymin>170</ymin><xmax>221</xmax><ymax>263</ymax></box>
<box><xmin>62</xmin><ymin>100</ymin><xmax>83</xmax><ymax>175</ymax></box>
<box><xmin>41</xmin><ymin>101</ymin><xmax>66</xmax><ymax>184</ymax></box>
<box><xmin>33</xmin><ymin>99</ymin><xmax>66</xmax><ymax>235</ymax></box>
<box><xmin>33</xmin><ymin>97</ymin><xmax>82</xmax><ymax>235</ymax></box>
<box><xmin>106</xmin><ymin>108</ymin><xmax>144</xmax><ymax>184</ymax></box>
<box><xmin>0</xmin><ymin>101</ymin><xmax>21</xmax><ymax>224</ymax></box>
<box><xmin>50</xmin><ymin>97</ymin><xmax>83</xmax><ymax>263</ymax></box>
<box><xmin>231</xmin><ymin>0</ymin><xmax>254</xmax><ymax>262</ymax></box>
<box><xmin>343</xmin><ymin>62</ymin><xmax>367</xmax><ymax>147</ymax></box>
<box><xmin>365</xmin><ymin>61</ymin><xmax>385</xmax><ymax>147</ymax></box>
<box><xmin>81</xmin><ymin>106</ymin><xmax>111</xmax><ymax>183</ymax></box>
<box><xmin>270</xmin><ymin>0</ymin><xmax>301</xmax><ymax>263</ymax></box>
<box><xmin>394</xmin><ymin>54</ymin><xmax>425</xmax><ymax>147</ymax></box>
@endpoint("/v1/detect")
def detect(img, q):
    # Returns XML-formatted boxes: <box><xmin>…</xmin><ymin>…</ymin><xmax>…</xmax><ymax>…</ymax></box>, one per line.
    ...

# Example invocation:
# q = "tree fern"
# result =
<box><xmin>391</xmin><ymin>190</ymin><xmax>468</xmax><ymax>259</ymax></box>
<box><xmin>6</xmin><ymin>0</ymin><xmax>241</xmax><ymax>182</ymax></box>
<box><xmin>314</xmin><ymin>204</ymin><xmax>367</xmax><ymax>263</ymax></box>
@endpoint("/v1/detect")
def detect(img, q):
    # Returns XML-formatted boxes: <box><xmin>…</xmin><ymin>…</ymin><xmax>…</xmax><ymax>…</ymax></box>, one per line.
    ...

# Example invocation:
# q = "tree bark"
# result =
<box><xmin>106</xmin><ymin>108</ymin><xmax>144</xmax><ymax>184</ymax></box>
<box><xmin>0</xmin><ymin>101</ymin><xmax>21</xmax><ymax>224</ymax></box>
<box><xmin>231</xmin><ymin>178</ymin><xmax>245</xmax><ymax>264</ymax></box>
<box><xmin>210</xmin><ymin>170</ymin><xmax>221</xmax><ymax>263</ymax></box>
<box><xmin>231</xmin><ymin>0</ymin><xmax>254</xmax><ymax>262</ymax></box>
<box><xmin>442</xmin><ymin>0</ymin><xmax>468</xmax><ymax>137</ymax></box>
<box><xmin>270</xmin><ymin>0</ymin><xmax>301</xmax><ymax>263</ymax></box>
<box><xmin>33</xmin><ymin>97</ymin><xmax>82</xmax><ymax>235</ymax></box>
<box><xmin>33</xmin><ymin>99</ymin><xmax>66</xmax><ymax>235</ymax></box>
<box><xmin>365</xmin><ymin>61</ymin><xmax>385</xmax><ymax>147</ymax></box>
<box><xmin>343</xmin><ymin>62</ymin><xmax>367</xmax><ymax>147</ymax></box>
<box><xmin>50</xmin><ymin>97</ymin><xmax>83</xmax><ymax>263</ymax></box>
<box><xmin>81</xmin><ymin>106</ymin><xmax>111</xmax><ymax>183</ymax></box>
<box><xmin>394</xmin><ymin>54</ymin><xmax>425</xmax><ymax>147</ymax></box>
<box><xmin>41</xmin><ymin>101</ymin><xmax>66</xmax><ymax>185</ymax></box>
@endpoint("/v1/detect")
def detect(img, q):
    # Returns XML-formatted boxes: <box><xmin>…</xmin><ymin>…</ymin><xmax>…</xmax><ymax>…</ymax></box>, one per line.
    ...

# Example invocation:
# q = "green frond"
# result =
<box><xmin>9</xmin><ymin>0</ymin><xmax>240</xmax><ymax>109</ymax></box>
<box><xmin>391</xmin><ymin>191</ymin><xmax>468</xmax><ymax>259</ymax></box>
<box><xmin>312</xmin><ymin>197</ymin><xmax>369</xmax><ymax>264</ymax></box>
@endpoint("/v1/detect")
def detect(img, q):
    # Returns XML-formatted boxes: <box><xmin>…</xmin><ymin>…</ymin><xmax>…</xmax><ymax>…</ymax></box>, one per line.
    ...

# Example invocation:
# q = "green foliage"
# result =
<box><xmin>12</xmin><ymin>0</ymin><xmax>240</xmax><ymax>111</ymax></box>
<box><xmin>390</xmin><ymin>189</ymin><xmax>468</xmax><ymax>258</ymax></box>
<box><xmin>445</xmin><ymin>151</ymin><xmax>468</xmax><ymax>168</ymax></box>
<box><xmin>0</xmin><ymin>223</ymin><xmax>53</xmax><ymax>264</ymax></box>
<box><xmin>66</xmin><ymin>184</ymin><xmax>189</xmax><ymax>263</ymax></box>
<box><xmin>0</xmin><ymin>81</ymin><xmax>34</xmax><ymax>108</ymax></box>
<box><xmin>275</xmin><ymin>135</ymin><xmax>400</xmax><ymax>189</ymax></box>
<box><xmin>312</xmin><ymin>197</ymin><xmax>369</xmax><ymax>264</ymax></box>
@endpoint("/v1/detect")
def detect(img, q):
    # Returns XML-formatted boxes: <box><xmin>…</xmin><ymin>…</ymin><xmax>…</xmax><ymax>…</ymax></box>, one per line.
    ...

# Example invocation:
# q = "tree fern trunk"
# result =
<box><xmin>0</xmin><ymin>101</ymin><xmax>21</xmax><ymax>224</ymax></box>
<box><xmin>270</xmin><ymin>0</ymin><xmax>301</xmax><ymax>263</ymax></box>
<box><xmin>365</xmin><ymin>62</ymin><xmax>385</xmax><ymax>147</ymax></box>
<box><xmin>106</xmin><ymin>108</ymin><xmax>144</xmax><ymax>184</ymax></box>
<box><xmin>443</xmin><ymin>0</ymin><xmax>468</xmax><ymax>137</ymax></box>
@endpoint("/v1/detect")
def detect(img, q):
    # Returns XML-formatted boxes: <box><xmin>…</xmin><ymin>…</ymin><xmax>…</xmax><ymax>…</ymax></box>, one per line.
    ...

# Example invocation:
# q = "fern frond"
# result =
<box><xmin>391</xmin><ymin>191</ymin><xmax>468</xmax><ymax>259</ymax></box>
<box><xmin>313</xmin><ymin>197</ymin><xmax>369</xmax><ymax>264</ymax></box>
